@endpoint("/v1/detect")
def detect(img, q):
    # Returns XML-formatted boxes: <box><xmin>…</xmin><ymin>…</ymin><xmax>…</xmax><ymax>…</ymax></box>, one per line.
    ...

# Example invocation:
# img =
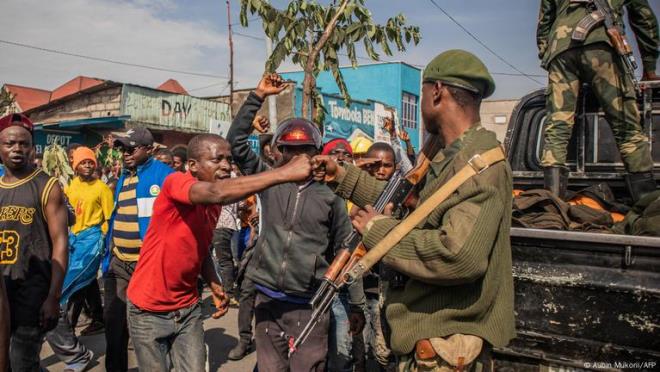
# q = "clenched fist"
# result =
<box><xmin>252</xmin><ymin>115</ymin><xmax>270</xmax><ymax>134</ymax></box>
<box><xmin>255</xmin><ymin>73</ymin><xmax>289</xmax><ymax>99</ymax></box>
<box><xmin>279</xmin><ymin>154</ymin><xmax>313</xmax><ymax>182</ymax></box>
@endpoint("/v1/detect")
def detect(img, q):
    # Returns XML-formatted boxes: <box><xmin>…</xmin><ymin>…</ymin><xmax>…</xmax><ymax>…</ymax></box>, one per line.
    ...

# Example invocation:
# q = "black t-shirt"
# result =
<box><xmin>0</xmin><ymin>169</ymin><xmax>57</xmax><ymax>328</ymax></box>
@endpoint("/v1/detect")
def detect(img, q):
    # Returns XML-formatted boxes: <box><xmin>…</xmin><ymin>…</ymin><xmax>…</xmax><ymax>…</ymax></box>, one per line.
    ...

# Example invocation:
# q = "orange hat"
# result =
<box><xmin>72</xmin><ymin>146</ymin><xmax>97</xmax><ymax>170</ymax></box>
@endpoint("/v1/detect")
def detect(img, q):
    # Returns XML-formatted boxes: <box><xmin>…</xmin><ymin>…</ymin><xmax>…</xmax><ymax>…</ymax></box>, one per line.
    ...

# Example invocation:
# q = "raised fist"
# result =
<box><xmin>255</xmin><ymin>73</ymin><xmax>289</xmax><ymax>99</ymax></box>
<box><xmin>252</xmin><ymin>115</ymin><xmax>270</xmax><ymax>134</ymax></box>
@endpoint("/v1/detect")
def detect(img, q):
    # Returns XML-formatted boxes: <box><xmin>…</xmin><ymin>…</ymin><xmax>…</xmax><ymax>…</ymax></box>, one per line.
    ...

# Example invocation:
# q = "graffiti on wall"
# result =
<box><xmin>121</xmin><ymin>85</ymin><xmax>230</xmax><ymax>132</ymax></box>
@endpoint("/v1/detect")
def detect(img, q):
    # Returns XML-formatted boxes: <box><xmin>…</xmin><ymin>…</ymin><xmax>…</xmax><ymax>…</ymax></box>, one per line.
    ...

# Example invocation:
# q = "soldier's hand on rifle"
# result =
<box><xmin>252</xmin><ymin>115</ymin><xmax>270</xmax><ymax>134</ymax></box>
<box><xmin>279</xmin><ymin>154</ymin><xmax>313</xmax><ymax>182</ymax></box>
<box><xmin>642</xmin><ymin>70</ymin><xmax>659</xmax><ymax>81</ymax></box>
<box><xmin>351</xmin><ymin>204</ymin><xmax>393</xmax><ymax>235</ymax></box>
<box><xmin>211</xmin><ymin>285</ymin><xmax>230</xmax><ymax>319</ymax></box>
<box><xmin>255</xmin><ymin>73</ymin><xmax>289</xmax><ymax>99</ymax></box>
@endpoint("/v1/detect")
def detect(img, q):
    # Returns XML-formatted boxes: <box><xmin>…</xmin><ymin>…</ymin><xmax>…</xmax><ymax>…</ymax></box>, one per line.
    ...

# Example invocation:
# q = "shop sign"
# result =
<box><xmin>323</xmin><ymin>95</ymin><xmax>396</xmax><ymax>143</ymax></box>
<box><xmin>34</xmin><ymin>130</ymin><xmax>84</xmax><ymax>155</ymax></box>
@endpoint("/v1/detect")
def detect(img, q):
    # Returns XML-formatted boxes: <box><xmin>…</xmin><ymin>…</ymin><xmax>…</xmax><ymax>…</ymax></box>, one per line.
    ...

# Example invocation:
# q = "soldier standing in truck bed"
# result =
<box><xmin>537</xmin><ymin>0</ymin><xmax>659</xmax><ymax>201</ymax></box>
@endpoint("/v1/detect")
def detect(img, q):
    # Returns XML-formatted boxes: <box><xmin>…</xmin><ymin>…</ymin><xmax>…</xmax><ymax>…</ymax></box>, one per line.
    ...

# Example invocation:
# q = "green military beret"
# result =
<box><xmin>423</xmin><ymin>50</ymin><xmax>496</xmax><ymax>99</ymax></box>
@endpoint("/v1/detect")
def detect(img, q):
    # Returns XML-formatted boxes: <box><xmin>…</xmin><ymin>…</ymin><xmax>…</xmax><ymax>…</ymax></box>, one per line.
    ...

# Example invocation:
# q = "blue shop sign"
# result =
<box><xmin>322</xmin><ymin>95</ymin><xmax>393</xmax><ymax>144</ymax></box>
<box><xmin>34</xmin><ymin>129</ymin><xmax>85</xmax><ymax>155</ymax></box>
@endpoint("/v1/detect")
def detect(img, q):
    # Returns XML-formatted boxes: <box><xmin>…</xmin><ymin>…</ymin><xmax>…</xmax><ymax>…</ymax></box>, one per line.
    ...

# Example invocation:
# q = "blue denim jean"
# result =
<box><xmin>328</xmin><ymin>292</ymin><xmax>353</xmax><ymax>372</ymax></box>
<box><xmin>127</xmin><ymin>301</ymin><xmax>205</xmax><ymax>372</ymax></box>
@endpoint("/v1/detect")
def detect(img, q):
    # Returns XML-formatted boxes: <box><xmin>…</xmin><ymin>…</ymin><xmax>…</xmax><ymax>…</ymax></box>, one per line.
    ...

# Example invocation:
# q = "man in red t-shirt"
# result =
<box><xmin>126</xmin><ymin>133</ymin><xmax>312</xmax><ymax>371</ymax></box>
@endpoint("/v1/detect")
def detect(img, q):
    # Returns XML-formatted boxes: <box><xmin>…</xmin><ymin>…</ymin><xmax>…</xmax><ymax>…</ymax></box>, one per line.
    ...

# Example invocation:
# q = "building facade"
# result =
<box><xmin>480</xmin><ymin>99</ymin><xmax>519</xmax><ymax>142</ymax></box>
<box><xmin>23</xmin><ymin>81</ymin><xmax>230</xmax><ymax>153</ymax></box>
<box><xmin>281</xmin><ymin>62</ymin><xmax>423</xmax><ymax>150</ymax></box>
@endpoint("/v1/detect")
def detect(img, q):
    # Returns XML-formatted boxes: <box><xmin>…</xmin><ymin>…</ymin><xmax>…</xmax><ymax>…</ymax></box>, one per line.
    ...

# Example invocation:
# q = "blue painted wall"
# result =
<box><xmin>281</xmin><ymin>62</ymin><xmax>421</xmax><ymax>150</ymax></box>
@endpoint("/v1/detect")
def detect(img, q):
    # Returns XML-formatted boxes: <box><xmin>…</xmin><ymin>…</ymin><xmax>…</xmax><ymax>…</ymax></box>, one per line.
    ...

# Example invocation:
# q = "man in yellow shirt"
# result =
<box><xmin>64</xmin><ymin>147</ymin><xmax>113</xmax><ymax>336</ymax></box>
<box><xmin>66</xmin><ymin>147</ymin><xmax>114</xmax><ymax>234</ymax></box>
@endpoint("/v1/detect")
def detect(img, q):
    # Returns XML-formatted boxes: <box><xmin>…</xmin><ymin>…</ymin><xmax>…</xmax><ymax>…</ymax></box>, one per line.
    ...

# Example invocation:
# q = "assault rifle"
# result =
<box><xmin>573</xmin><ymin>0</ymin><xmax>639</xmax><ymax>92</ymax></box>
<box><xmin>287</xmin><ymin>129</ymin><xmax>443</xmax><ymax>356</ymax></box>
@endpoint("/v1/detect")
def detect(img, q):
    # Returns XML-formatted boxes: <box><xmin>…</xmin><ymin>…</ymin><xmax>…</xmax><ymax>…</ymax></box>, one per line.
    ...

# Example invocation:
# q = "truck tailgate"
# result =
<box><xmin>494</xmin><ymin>228</ymin><xmax>660</xmax><ymax>370</ymax></box>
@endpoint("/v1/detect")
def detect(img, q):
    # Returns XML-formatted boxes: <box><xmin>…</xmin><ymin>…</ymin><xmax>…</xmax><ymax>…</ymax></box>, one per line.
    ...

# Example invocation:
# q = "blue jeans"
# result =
<box><xmin>127</xmin><ymin>301</ymin><xmax>205</xmax><ymax>372</ymax></box>
<box><xmin>328</xmin><ymin>293</ymin><xmax>353</xmax><ymax>372</ymax></box>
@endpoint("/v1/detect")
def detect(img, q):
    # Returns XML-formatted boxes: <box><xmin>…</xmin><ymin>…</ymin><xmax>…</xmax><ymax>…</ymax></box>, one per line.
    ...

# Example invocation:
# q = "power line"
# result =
<box><xmin>492</xmin><ymin>71</ymin><xmax>545</xmax><ymax>78</ymax></box>
<box><xmin>229</xmin><ymin>31</ymin><xmax>546</xmax><ymax>79</ymax></box>
<box><xmin>230</xmin><ymin>16</ymin><xmax>260</xmax><ymax>26</ymax></box>
<box><xmin>0</xmin><ymin>39</ymin><xmax>229</xmax><ymax>80</ymax></box>
<box><xmin>188</xmin><ymin>81</ymin><xmax>229</xmax><ymax>92</ymax></box>
<box><xmin>427</xmin><ymin>0</ymin><xmax>543</xmax><ymax>86</ymax></box>
<box><xmin>234</xmin><ymin>32</ymin><xmax>266</xmax><ymax>41</ymax></box>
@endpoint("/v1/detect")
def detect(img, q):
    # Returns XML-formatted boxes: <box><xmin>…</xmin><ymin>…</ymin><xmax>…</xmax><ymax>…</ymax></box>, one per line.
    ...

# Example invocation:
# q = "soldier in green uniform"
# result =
<box><xmin>314</xmin><ymin>50</ymin><xmax>516</xmax><ymax>372</ymax></box>
<box><xmin>537</xmin><ymin>0</ymin><xmax>659</xmax><ymax>201</ymax></box>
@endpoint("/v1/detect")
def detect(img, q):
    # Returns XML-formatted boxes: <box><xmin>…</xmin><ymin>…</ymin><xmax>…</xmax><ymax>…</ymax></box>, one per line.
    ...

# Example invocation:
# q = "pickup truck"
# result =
<box><xmin>493</xmin><ymin>81</ymin><xmax>660</xmax><ymax>371</ymax></box>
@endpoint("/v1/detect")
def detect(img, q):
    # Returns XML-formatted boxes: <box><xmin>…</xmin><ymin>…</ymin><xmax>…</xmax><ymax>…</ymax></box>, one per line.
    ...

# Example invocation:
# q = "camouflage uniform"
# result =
<box><xmin>537</xmin><ymin>0</ymin><xmax>659</xmax><ymax>173</ymax></box>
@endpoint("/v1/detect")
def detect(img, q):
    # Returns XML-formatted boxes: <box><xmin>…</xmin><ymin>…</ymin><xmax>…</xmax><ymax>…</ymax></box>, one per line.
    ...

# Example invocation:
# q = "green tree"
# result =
<box><xmin>0</xmin><ymin>88</ymin><xmax>14</xmax><ymax>114</ymax></box>
<box><xmin>240</xmin><ymin>0</ymin><xmax>420</xmax><ymax>124</ymax></box>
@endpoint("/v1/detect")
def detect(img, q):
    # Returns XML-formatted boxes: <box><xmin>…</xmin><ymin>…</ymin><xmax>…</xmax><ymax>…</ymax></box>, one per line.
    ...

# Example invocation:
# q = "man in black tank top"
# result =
<box><xmin>0</xmin><ymin>113</ymin><xmax>69</xmax><ymax>371</ymax></box>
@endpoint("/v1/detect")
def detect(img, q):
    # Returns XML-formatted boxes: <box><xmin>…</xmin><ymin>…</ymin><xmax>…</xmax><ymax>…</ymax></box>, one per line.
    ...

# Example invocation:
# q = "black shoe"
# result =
<box><xmin>228</xmin><ymin>340</ymin><xmax>253</xmax><ymax>361</ymax></box>
<box><xmin>79</xmin><ymin>320</ymin><xmax>105</xmax><ymax>336</ymax></box>
<box><xmin>626</xmin><ymin>171</ymin><xmax>657</xmax><ymax>203</ymax></box>
<box><xmin>543</xmin><ymin>166</ymin><xmax>569</xmax><ymax>200</ymax></box>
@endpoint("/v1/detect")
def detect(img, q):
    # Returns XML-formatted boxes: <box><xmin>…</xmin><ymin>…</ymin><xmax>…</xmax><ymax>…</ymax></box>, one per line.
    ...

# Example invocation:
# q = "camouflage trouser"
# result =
<box><xmin>542</xmin><ymin>43</ymin><xmax>653</xmax><ymax>173</ymax></box>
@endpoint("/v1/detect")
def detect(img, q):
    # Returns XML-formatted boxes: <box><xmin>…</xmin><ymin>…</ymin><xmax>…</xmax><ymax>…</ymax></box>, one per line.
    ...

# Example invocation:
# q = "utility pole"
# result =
<box><xmin>226</xmin><ymin>0</ymin><xmax>234</xmax><ymax>117</ymax></box>
<box><xmin>266</xmin><ymin>36</ymin><xmax>278</xmax><ymax>126</ymax></box>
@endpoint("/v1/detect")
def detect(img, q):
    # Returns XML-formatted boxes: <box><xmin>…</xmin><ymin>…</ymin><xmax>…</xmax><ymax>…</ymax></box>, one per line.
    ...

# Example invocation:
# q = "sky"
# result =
<box><xmin>1</xmin><ymin>0</ymin><xmax>658</xmax><ymax>100</ymax></box>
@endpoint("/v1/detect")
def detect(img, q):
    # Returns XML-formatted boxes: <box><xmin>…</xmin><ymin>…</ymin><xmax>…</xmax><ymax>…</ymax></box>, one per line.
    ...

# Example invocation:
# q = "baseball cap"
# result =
<box><xmin>0</xmin><ymin>113</ymin><xmax>34</xmax><ymax>134</ymax></box>
<box><xmin>113</xmin><ymin>127</ymin><xmax>154</xmax><ymax>148</ymax></box>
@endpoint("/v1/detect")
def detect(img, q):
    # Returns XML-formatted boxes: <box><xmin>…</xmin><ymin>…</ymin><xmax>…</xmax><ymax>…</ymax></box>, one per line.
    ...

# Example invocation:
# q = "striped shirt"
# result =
<box><xmin>112</xmin><ymin>174</ymin><xmax>142</xmax><ymax>261</ymax></box>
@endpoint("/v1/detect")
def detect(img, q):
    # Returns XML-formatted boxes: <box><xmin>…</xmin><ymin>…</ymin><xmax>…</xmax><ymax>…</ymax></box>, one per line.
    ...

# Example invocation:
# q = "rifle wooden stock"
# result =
<box><xmin>607</xmin><ymin>28</ymin><xmax>629</xmax><ymax>55</ymax></box>
<box><xmin>337</xmin><ymin>244</ymin><xmax>367</xmax><ymax>283</ymax></box>
<box><xmin>405</xmin><ymin>135</ymin><xmax>443</xmax><ymax>185</ymax></box>
<box><xmin>323</xmin><ymin>248</ymin><xmax>350</xmax><ymax>282</ymax></box>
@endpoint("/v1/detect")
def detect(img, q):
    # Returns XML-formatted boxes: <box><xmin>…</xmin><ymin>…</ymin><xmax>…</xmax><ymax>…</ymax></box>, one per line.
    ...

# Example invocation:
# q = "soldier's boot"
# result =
<box><xmin>543</xmin><ymin>166</ymin><xmax>569</xmax><ymax>200</ymax></box>
<box><xmin>625</xmin><ymin>172</ymin><xmax>657</xmax><ymax>203</ymax></box>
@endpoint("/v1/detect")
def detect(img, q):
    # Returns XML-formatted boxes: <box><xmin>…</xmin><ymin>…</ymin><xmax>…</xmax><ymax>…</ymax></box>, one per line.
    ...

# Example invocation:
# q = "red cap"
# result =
<box><xmin>0</xmin><ymin>113</ymin><xmax>34</xmax><ymax>134</ymax></box>
<box><xmin>322</xmin><ymin>138</ymin><xmax>353</xmax><ymax>156</ymax></box>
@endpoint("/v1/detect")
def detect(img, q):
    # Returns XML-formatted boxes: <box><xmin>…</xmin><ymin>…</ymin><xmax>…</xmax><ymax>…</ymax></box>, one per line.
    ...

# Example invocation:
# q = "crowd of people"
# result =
<box><xmin>0</xmin><ymin>48</ymin><xmax>520</xmax><ymax>372</ymax></box>
<box><xmin>1</xmin><ymin>2</ymin><xmax>658</xmax><ymax>366</ymax></box>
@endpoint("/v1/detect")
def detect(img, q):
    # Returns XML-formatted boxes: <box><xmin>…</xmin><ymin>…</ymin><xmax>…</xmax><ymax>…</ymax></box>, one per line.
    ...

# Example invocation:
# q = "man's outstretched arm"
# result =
<box><xmin>189</xmin><ymin>154</ymin><xmax>312</xmax><ymax>205</ymax></box>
